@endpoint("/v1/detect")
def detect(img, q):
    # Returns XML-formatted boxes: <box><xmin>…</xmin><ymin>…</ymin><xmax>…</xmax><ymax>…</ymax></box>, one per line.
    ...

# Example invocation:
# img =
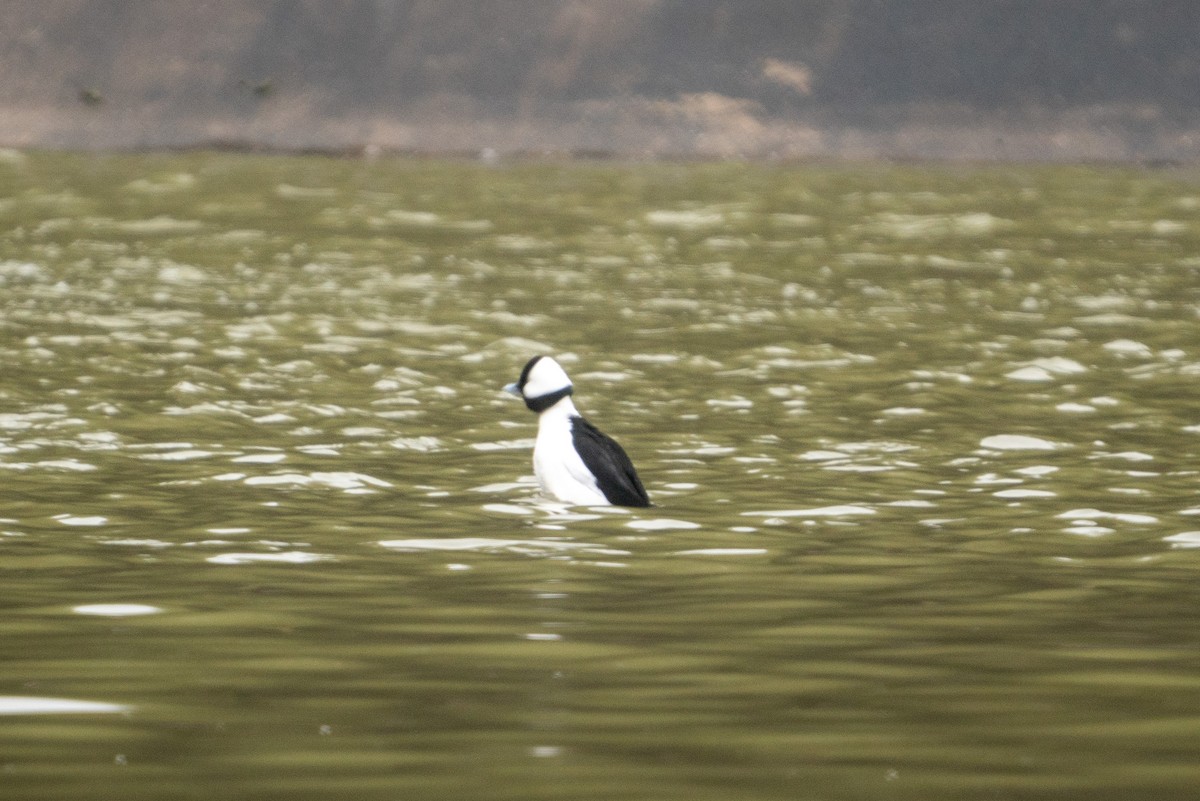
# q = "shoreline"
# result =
<box><xmin>2</xmin><ymin>141</ymin><xmax>1195</xmax><ymax>168</ymax></box>
<box><xmin>2</xmin><ymin>103</ymin><xmax>1198</xmax><ymax>166</ymax></box>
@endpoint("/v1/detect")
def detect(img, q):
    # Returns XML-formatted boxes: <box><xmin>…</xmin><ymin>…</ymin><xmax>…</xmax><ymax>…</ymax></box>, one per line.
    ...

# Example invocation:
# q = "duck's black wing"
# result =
<box><xmin>570</xmin><ymin>416</ymin><xmax>651</xmax><ymax>507</ymax></box>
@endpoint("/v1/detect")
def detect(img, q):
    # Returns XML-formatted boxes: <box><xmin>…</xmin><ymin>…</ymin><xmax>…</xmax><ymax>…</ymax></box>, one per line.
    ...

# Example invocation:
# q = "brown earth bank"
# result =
<box><xmin>3</xmin><ymin>1</ymin><xmax>1199</xmax><ymax>162</ymax></box>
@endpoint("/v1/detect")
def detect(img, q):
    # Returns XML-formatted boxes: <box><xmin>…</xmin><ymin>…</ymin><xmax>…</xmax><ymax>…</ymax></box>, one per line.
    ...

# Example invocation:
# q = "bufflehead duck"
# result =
<box><xmin>505</xmin><ymin>355</ymin><xmax>650</xmax><ymax>507</ymax></box>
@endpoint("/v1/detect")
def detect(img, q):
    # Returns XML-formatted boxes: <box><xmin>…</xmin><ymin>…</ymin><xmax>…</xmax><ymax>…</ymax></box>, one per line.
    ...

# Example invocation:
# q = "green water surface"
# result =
<box><xmin>2</xmin><ymin>151</ymin><xmax>1200</xmax><ymax>800</ymax></box>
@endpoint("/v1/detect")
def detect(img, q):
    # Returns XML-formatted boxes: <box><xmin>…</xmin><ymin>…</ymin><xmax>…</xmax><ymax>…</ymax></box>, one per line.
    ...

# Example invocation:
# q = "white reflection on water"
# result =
<box><xmin>979</xmin><ymin>434</ymin><xmax>1066</xmax><ymax>451</ymax></box>
<box><xmin>993</xmin><ymin>488</ymin><xmax>1057</xmax><ymax>498</ymax></box>
<box><xmin>73</xmin><ymin>603</ymin><xmax>162</xmax><ymax>616</ymax></box>
<box><xmin>140</xmin><ymin>448</ymin><xmax>222</xmax><ymax>461</ymax></box>
<box><xmin>230</xmin><ymin>452</ymin><xmax>287</xmax><ymax>464</ymax></box>
<box><xmin>0</xmin><ymin>459</ymin><xmax>98</xmax><ymax>472</ymax></box>
<box><xmin>0</xmin><ymin>697</ymin><xmax>131</xmax><ymax>715</ymax></box>
<box><xmin>625</xmin><ymin>519</ymin><xmax>701</xmax><ymax>531</ymax></box>
<box><xmin>674</xmin><ymin>548</ymin><xmax>768</xmax><ymax>556</ymax></box>
<box><xmin>55</xmin><ymin>515</ymin><xmax>109</xmax><ymax>526</ymax></box>
<box><xmin>1057</xmin><ymin>508</ymin><xmax>1160</xmax><ymax>525</ymax></box>
<box><xmin>644</xmin><ymin>208</ymin><xmax>726</xmax><ymax>229</ymax></box>
<box><xmin>206</xmin><ymin>552</ymin><xmax>333</xmax><ymax>565</ymax></box>
<box><xmin>1164</xmin><ymin>532</ymin><xmax>1200</xmax><ymax>548</ymax></box>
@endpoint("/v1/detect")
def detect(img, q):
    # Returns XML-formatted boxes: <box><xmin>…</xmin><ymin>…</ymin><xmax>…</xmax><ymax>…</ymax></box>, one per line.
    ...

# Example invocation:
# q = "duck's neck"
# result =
<box><xmin>538</xmin><ymin>396</ymin><xmax>579</xmax><ymax>427</ymax></box>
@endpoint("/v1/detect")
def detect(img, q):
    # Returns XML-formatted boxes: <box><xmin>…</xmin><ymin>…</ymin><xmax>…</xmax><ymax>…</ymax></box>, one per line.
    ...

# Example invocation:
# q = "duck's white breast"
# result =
<box><xmin>532</xmin><ymin>407</ymin><xmax>608</xmax><ymax>505</ymax></box>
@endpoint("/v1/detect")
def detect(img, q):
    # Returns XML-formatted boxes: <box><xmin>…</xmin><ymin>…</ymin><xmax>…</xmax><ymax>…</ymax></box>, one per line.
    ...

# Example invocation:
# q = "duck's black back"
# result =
<box><xmin>569</xmin><ymin>416</ymin><xmax>651</xmax><ymax>507</ymax></box>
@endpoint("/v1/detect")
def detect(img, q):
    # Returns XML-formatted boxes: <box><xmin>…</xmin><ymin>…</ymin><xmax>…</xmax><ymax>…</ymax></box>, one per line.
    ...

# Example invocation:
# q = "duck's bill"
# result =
<box><xmin>503</xmin><ymin>382</ymin><xmax>521</xmax><ymax>396</ymax></box>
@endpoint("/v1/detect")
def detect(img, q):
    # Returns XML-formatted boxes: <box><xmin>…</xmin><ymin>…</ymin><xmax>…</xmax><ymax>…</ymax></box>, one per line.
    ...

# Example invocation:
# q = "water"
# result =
<box><xmin>2</xmin><ymin>150</ymin><xmax>1200</xmax><ymax>799</ymax></box>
